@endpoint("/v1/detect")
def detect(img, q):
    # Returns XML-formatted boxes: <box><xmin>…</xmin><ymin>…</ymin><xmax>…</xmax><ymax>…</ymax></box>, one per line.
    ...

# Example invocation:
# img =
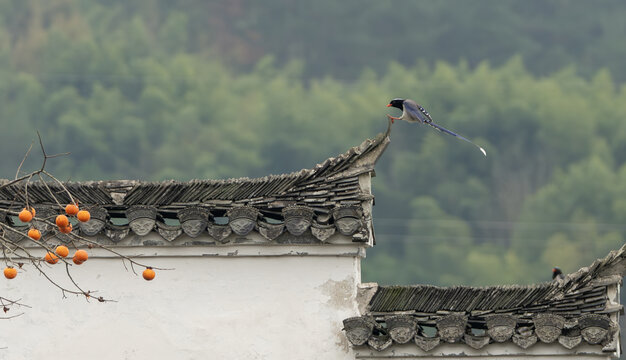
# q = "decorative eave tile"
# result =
<box><xmin>464</xmin><ymin>334</ymin><xmax>491</xmax><ymax>349</ymax></box>
<box><xmin>486</xmin><ymin>314</ymin><xmax>516</xmax><ymax>342</ymax></box>
<box><xmin>178</xmin><ymin>207</ymin><xmax>211</xmax><ymax>238</ymax></box>
<box><xmin>332</xmin><ymin>205</ymin><xmax>362</xmax><ymax>236</ymax></box>
<box><xmin>207</xmin><ymin>223</ymin><xmax>232</xmax><ymax>243</ymax></box>
<box><xmin>310</xmin><ymin>222</ymin><xmax>335</xmax><ymax>242</ymax></box>
<box><xmin>282</xmin><ymin>205</ymin><xmax>314</xmax><ymax>236</ymax></box>
<box><xmin>257</xmin><ymin>221</ymin><xmax>284</xmax><ymax>241</ymax></box>
<box><xmin>386</xmin><ymin>315</ymin><xmax>416</xmax><ymax>344</ymax></box>
<box><xmin>156</xmin><ymin>222</ymin><xmax>183</xmax><ymax>242</ymax></box>
<box><xmin>105</xmin><ymin>223</ymin><xmax>130</xmax><ymax>243</ymax></box>
<box><xmin>126</xmin><ymin>205</ymin><xmax>157</xmax><ymax>236</ymax></box>
<box><xmin>343</xmin><ymin>316</ymin><xmax>374</xmax><ymax>346</ymax></box>
<box><xmin>227</xmin><ymin>206</ymin><xmax>259</xmax><ymax>236</ymax></box>
<box><xmin>436</xmin><ymin>315</ymin><xmax>467</xmax><ymax>343</ymax></box>
<box><xmin>79</xmin><ymin>206</ymin><xmax>107</xmax><ymax>236</ymax></box>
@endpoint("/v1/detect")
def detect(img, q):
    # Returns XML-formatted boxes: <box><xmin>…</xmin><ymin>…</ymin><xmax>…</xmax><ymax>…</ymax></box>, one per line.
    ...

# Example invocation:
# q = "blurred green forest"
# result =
<box><xmin>1</xmin><ymin>0</ymin><xmax>626</xmax><ymax>286</ymax></box>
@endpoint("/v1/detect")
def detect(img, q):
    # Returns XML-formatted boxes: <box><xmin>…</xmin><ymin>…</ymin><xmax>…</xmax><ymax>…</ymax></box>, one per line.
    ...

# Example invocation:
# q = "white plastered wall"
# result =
<box><xmin>1</xmin><ymin>244</ymin><xmax>364</xmax><ymax>360</ymax></box>
<box><xmin>355</xmin><ymin>342</ymin><xmax>617</xmax><ymax>359</ymax></box>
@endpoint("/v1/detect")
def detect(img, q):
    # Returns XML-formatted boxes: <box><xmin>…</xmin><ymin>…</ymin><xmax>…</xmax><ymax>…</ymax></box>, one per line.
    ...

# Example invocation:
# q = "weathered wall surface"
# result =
<box><xmin>1</xmin><ymin>245</ymin><xmax>362</xmax><ymax>360</ymax></box>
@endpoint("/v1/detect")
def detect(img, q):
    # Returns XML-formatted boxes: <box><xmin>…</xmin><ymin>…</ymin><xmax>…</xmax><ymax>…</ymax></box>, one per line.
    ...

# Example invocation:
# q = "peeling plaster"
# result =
<box><xmin>319</xmin><ymin>276</ymin><xmax>357</xmax><ymax>308</ymax></box>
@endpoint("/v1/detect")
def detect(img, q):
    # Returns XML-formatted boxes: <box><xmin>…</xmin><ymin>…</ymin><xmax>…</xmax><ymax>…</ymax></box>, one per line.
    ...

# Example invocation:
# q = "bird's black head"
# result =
<box><xmin>386</xmin><ymin>98</ymin><xmax>405</xmax><ymax>110</ymax></box>
<box><xmin>552</xmin><ymin>267</ymin><xmax>562</xmax><ymax>279</ymax></box>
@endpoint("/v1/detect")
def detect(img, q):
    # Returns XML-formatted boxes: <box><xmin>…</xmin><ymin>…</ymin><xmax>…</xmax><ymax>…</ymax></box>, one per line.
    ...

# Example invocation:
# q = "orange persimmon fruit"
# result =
<box><xmin>58</xmin><ymin>223</ymin><xmax>72</xmax><ymax>234</ymax></box>
<box><xmin>44</xmin><ymin>252</ymin><xmax>59</xmax><ymax>264</ymax></box>
<box><xmin>18</xmin><ymin>208</ymin><xmax>33</xmax><ymax>223</ymax></box>
<box><xmin>28</xmin><ymin>228</ymin><xmax>41</xmax><ymax>240</ymax></box>
<box><xmin>73</xmin><ymin>249</ymin><xmax>88</xmax><ymax>262</ymax></box>
<box><xmin>55</xmin><ymin>215</ymin><xmax>69</xmax><ymax>228</ymax></box>
<box><xmin>65</xmin><ymin>203</ymin><xmax>79</xmax><ymax>216</ymax></box>
<box><xmin>142</xmin><ymin>267</ymin><xmax>156</xmax><ymax>281</ymax></box>
<box><xmin>76</xmin><ymin>210</ymin><xmax>90</xmax><ymax>222</ymax></box>
<box><xmin>55</xmin><ymin>245</ymin><xmax>69</xmax><ymax>258</ymax></box>
<box><xmin>3</xmin><ymin>266</ymin><xmax>17</xmax><ymax>279</ymax></box>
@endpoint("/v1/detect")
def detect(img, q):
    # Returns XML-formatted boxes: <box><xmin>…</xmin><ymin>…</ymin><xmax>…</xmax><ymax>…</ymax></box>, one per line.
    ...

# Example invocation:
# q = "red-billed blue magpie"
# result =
<box><xmin>387</xmin><ymin>98</ymin><xmax>487</xmax><ymax>156</ymax></box>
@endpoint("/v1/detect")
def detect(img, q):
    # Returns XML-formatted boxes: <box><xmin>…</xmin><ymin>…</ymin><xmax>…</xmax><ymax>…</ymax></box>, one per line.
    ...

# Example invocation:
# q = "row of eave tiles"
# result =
<box><xmin>344</xmin><ymin>313</ymin><xmax>617</xmax><ymax>352</ymax></box>
<box><xmin>0</xmin><ymin>205</ymin><xmax>367</xmax><ymax>244</ymax></box>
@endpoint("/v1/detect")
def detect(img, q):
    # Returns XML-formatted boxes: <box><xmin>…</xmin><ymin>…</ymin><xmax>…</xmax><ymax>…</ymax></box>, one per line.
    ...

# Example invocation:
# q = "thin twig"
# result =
<box><xmin>0</xmin><ymin>133</ymin><xmax>70</xmax><ymax>191</ymax></box>
<box><xmin>0</xmin><ymin>297</ymin><xmax>30</xmax><ymax>308</ymax></box>
<box><xmin>29</xmin><ymin>259</ymin><xmax>94</xmax><ymax>297</ymax></box>
<box><xmin>15</xmin><ymin>142</ymin><xmax>34</xmax><ymax>180</ymax></box>
<box><xmin>41</xmin><ymin>170</ymin><xmax>75</xmax><ymax>206</ymax></box>
<box><xmin>36</xmin><ymin>131</ymin><xmax>71</xmax><ymax>166</ymax></box>
<box><xmin>0</xmin><ymin>313</ymin><xmax>25</xmax><ymax>320</ymax></box>
<box><xmin>37</xmin><ymin>173</ymin><xmax>65</xmax><ymax>210</ymax></box>
<box><xmin>23</xmin><ymin>174</ymin><xmax>32</xmax><ymax>213</ymax></box>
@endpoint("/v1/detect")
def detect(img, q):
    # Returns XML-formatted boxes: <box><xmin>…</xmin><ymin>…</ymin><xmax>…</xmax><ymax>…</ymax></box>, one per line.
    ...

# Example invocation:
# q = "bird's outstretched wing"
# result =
<box><xmin>426</xmin><ymin>121</ymin><xmax>487</xmax><ymax>156</ymax></box>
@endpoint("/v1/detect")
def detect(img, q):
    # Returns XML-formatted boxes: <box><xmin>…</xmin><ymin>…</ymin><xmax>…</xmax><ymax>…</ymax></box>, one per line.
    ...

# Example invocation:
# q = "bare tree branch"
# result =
<box><xmin>1</xmin><ymin>132</ymin><xmax>166</xmax><ymax>315</ymax></box>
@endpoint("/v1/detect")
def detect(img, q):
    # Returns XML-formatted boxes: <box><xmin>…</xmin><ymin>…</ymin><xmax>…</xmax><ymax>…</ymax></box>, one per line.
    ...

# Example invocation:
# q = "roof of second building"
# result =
<box><xmin>368</xmin><ymin>243</ymin><xmax>625</xmax><ymax>315</ymax></box>
<box><xmin>344</xmin><ymin>244</ymin><xmax>626</xmax><ymax>353</ymax></box>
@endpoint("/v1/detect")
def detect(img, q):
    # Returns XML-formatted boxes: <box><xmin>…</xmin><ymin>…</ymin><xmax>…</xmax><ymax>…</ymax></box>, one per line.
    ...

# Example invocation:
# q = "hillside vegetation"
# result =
<box><xmin>1</xmin><ymin>0</ymin><xmax>625</xmax><ymax>285</ymax></box>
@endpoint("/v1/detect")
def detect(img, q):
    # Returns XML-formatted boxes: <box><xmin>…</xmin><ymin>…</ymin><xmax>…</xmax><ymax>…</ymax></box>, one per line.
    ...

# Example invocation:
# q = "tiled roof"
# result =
<box><xmin>0</xmin><ymin>130</ymin><xmax>390</xmax><ymax>245</ymax></box>
<box><xmin>344</xmin><ymin>244</ymin><xmax>626</xmax><ymax>352</ymax></box>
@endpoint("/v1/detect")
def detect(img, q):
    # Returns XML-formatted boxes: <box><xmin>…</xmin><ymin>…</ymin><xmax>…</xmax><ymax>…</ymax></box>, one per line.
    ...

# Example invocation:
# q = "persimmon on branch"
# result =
<box><xmin>1</xmin><ymin>132</ymin><xmax>165</xmax><ymax>315</ymax></box>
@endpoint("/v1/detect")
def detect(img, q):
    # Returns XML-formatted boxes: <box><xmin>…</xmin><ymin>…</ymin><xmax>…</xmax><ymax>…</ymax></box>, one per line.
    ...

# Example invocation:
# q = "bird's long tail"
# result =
<box><xmin>425</xmin><ymin>121</ymin><xmax>487</xmax><ymax>156</ymax></box>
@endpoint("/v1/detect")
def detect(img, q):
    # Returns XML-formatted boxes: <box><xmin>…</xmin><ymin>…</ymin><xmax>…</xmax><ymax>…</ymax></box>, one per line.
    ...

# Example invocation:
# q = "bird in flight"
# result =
<box><xmin>386</xmin><ymin>98</ymin><xmax>487</xmax><ymax>156</ymax></box>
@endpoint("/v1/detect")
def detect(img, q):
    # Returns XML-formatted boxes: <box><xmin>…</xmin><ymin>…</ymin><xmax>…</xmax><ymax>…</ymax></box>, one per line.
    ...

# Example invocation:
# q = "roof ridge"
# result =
<box><xmin>0</xmin><ymin>130</ymin><xmax>391</xmax><ymax>187</ymax></box>
<box><xmin>1</xmin><ymin>130</ymin><xmax>391</xmax><ymax>208</ymax></box>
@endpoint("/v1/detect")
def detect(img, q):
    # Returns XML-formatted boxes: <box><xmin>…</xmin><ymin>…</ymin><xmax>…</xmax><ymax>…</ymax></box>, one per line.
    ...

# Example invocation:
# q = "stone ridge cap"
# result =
<box><xmin>0</xmin><ymin>130</ymin><xmax>390</xmax><ymax>188</ymax></box>
<box><xmin>376</xmin><ymin>282</ymin><xmax>554</xmax><ymax>292</ymax></box>
<box><xmin>5</xmin><ymin>172</ymin><xmax>304</xmax><ymax>187</ymax></box>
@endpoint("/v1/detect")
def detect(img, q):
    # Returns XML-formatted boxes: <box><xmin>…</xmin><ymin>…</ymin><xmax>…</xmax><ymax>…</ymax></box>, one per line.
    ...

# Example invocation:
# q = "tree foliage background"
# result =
<box><xmin>1</xmin><ymin>0</ymin><xmax>626</xmax><ymax>286</ymax></box>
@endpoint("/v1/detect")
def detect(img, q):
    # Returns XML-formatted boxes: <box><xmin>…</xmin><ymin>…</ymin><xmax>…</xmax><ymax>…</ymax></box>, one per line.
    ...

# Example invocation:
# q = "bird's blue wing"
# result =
<box><xmin>402</xmin><ymin>99</ymin><xmax>433</xmax><ymax>124</ymax></box>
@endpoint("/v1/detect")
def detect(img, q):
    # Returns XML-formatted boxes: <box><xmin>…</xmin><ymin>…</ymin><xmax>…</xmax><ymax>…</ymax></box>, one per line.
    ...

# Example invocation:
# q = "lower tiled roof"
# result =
<box><xmin>368</xmin><ymin>244</ymin><xmax>626</xmax><ymax>316</ymax></box>
<box><xmin>344</xmin><ymin>244</ymin><xmax>626</xmax><ymax>353</ymax></box>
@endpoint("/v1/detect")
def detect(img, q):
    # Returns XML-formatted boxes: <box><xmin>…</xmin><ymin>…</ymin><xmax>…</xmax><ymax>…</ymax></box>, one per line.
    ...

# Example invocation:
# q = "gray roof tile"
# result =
<box><xmin>1</xmin><ymin>131</ymin><xmax>390</xmax><ymax>244</ymax></box>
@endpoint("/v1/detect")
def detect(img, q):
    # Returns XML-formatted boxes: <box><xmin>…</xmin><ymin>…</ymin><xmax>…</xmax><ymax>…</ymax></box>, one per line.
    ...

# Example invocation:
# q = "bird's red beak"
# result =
<box><xmin>386</xmin><ymin>104</ymin><xmax>392</xmax><ymax>107</ymax></box>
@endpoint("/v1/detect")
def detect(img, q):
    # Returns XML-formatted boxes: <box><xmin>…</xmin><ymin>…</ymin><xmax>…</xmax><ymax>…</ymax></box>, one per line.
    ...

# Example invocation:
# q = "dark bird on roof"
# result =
<box><xmin>386</xmin><ymin>98</ymin><xmax>487</xmax><ymax>156</ymax></box>
<box><xmin>552</xmin><ymin>267</ymin><xmax>565</xmax><ymax>280</ymax></box>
